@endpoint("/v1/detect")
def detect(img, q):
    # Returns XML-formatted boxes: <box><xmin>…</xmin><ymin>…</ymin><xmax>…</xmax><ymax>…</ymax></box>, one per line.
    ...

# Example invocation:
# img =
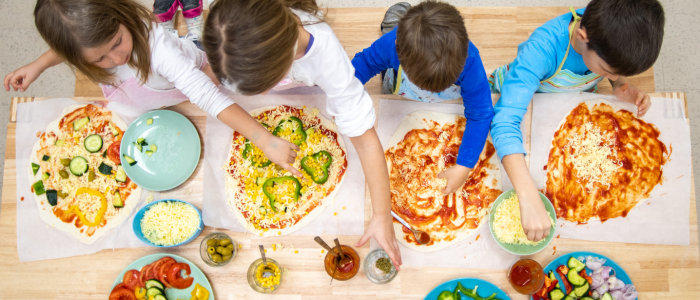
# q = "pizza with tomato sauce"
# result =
<box><xmin>385</xmin><ymin>111</ymin><xmax>502</xmax><ymax>252</ymax></box>
<box><xmin>224</xmin><ymin>105</ymin><xmax>347</xmax><ymax>237</ymax></box>
<box><xmin>29</xmin><ymin>104</ymin><xmax>141</xmax><ymax>244</ymax></box>
<box><xmin>544</xmin><ymin>100</ymin><xmax>668</xmax><ymax>223</ymax></box>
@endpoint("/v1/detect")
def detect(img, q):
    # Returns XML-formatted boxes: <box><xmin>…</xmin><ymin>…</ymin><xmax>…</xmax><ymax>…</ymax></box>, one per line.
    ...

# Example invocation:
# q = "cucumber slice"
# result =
<box><xmin>73</xmin><ymin>117</ymin><xmax>89</xmax><ymax>131</ymax></box>
<box><xmin>149</xmin><ymin>144</ymin><xmax>157</xmax><ymax>152</ymax></box>
<box><xmin>549</xmin><ymin>289</ymin><xmax>565</xmax><ymax>300</ymax></box>
<box><xmin>46</xmin><ymin>190</ymin><xmax>58</xmax><ymax>206</ymax></box>
<box><xmin>256</xmin><ymin>177</ymin><xmax>267</xmax><ymax>186</ymax></box>
<box><xmin>567</xmin><ymin>269</ymin><xmax>587</xmax><ymax>286</ymax></box>
<box><xmin>98</xmin><ymin>162</ymin><xmax>113</xmax><ymax>175</ymax></box>
<box><xmin>109</xmin><ymin>122</ymin><xmax>119</xmax><ymax>136</ymax></box>
<box><xmin>305</xmin><ymin>128</ymin><xmax>315</xmax><ymax>135</ymax></box>
<box><xmin>42</xmin><ymin>155</ymin><xmax>50</xmax><ymax>161</ymax></box>
<box><xmin>145</xmin><ymin>150</ymin><xmax>153</xmax><ymax>157</ymax></box>
<box><xmin>574</xmin><ymin>282</ymin><xmax>590</xmax><ymax>298</ymax></box>
<box><xmin>564</xmin><ymin>296</ymin><xmax>575</xmax><ymax>300</ymax></box>
<box><xmin>145</xmin><ymin>279</ymin><xmax>164</xmax><ymax>290</ymax></box>
<box><xmin>146</xmin><ymin>118</ymin><xmax>153</xmax><ymax>125</ymax></box>
<box><xmin>32</xmin><ymin>180</ymin><xmax>45</xmax><ymax>196</ymax></box>
<box><xmin>42</xmin><ymin>172</ymin><xmax>50</xmax><ymax>180</ymax></box>
<box><xmin>258</xmin><ymin>206</ymin><xmax>267</xmax><ymax>214</ymax></box>
<box><xmin>568</xmin><ymin>257</ymin><xmax>586</xmax><ymax>272</ymax></box>
<box><xmin>68</xmin><ymin>156</ymin><xmax>89</xmax><ymax>176</ymax></box>
<box><xmin>146</xmin><ymin>287</ymin><xmax>163</xmax><ymax>298</ymax></box>
<box><xmin>601</xmin><ymin>293</ymin><xmax>612</xmax><ymax>300</ymax></box>
<box><xmin>84</xmin><ymin>134</ymin><xmax>103</xmax><ymax>153</ymax></box>
<box><xmin>122</xmin><ymin>154</ymin><xmax>137</xmax><ymax>166</ymax></box>
<box><xmin>113</xmin><ymin>190</ymin><xmax>123</xmax><ymax>208</ymax></box>
<box><xmin>137</xmin><ymin>138</ymin><xmax>147</xmax><ymax>146</ymax></box>
<box><xmin>31</xmin><ymin>163</ymin><xmax>40</xmax><ymax>175</ymax></box>
<box><xmin>54</xmin><ymin>139</ymin><xmax>65</xmax><ymax>147</ymax></box>
<box><xmin>115</xmin><ymin>166</ymin><xmax>127</xmax><ymax>182</ymax></box>
<box><xmin>133</xmin><ymin>142</ymin><xmax>142</xmax><ymax>152</ymax></box>
<box><xmin>153</xmin><ymin>295</ymin><xmax>166</xmax><ymax>300</ymax></box>
<box><xmin>581</xmin><ymin>297</ymin><xmax>595</xmax><ymax>300</ymax></box>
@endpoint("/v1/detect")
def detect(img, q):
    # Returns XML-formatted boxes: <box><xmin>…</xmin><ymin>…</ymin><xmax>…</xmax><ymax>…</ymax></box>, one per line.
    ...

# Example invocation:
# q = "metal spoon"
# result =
<box><xmin>391</xmin><ymin>211</ymin><xmax>431</xmax><ymax>245</ymax></box>
<box><xmin>333</xmin><ymin>238</ymin><xmax>353</xmax><ymax>269</ymax></box>
<box><xmin>258</xmin><ymin>245</ymin><xmax>274</xmax><ymax>278</ymax></box>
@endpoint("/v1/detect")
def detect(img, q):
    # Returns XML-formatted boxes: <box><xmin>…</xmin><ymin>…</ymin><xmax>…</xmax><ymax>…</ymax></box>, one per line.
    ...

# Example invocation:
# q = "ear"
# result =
<box><xmin>576</xmin><ymin>27</ymin><xmax>589</xmax><ymax>44</ymax></box>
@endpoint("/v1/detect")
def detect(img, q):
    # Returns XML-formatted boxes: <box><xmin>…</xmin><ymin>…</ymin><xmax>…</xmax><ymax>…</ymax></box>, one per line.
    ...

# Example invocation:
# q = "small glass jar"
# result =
<box><xmin>363</xmin><ymin>249</ymin><xmax>398</xmax><ymax>284</ymax></box>
<box><xmin>199</xmin><ymin>232</ymin><xmax>236</xmax><ymax>267</ymax></box>
<box><xmin>323</xmin><ymin>245</ymin><xmax>360</xmax><ymax>281</ymax></box>
<box><xmin>507</xmin><ymin>259</ymin><xmax>545</xmax><ymax>294</ymax></box>
<box><xmin>247</xmin><ymin>258</ymin><xmax>283</xmax><ymax>293</ymax></box>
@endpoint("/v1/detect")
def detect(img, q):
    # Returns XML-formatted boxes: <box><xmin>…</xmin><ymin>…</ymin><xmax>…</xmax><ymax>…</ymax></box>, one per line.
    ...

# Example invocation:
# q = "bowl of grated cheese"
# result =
<box><xmin>488</xmin><ymin>189</ymin><xmax>557</xmax><ymax>255</ymax></box>
<box><xmin>133</xmin><ymin>199</ymin><xmax>204</xmax><ymax>247</ymax></box>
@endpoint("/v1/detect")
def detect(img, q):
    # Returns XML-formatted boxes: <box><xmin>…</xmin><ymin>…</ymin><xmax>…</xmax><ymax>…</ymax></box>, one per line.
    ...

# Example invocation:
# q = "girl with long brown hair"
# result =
<box><xmin>203</xmin><ymin>0</ymin><xmax>402</xmax><ymax>268</ymax></box>
<box><xmin>4</xmin><ymin>0</ymin><xmax>300</xmax><ymax>176</ymax></box>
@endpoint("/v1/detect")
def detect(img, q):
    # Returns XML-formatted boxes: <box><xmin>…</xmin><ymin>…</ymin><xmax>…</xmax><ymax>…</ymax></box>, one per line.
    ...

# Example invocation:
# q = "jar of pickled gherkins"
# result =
<box><xmin>200</xmin><ymin>232</ymin><xmax>236</xmax><ymax>267</ymax></box>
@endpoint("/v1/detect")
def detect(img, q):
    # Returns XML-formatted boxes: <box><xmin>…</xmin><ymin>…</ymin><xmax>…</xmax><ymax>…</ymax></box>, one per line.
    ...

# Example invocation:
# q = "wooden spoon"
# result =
<box><xmin>314</xmin><ymin>236</ymin><xmax>339</xmax><ymax>258</ymax></box>
<box><xmin>391</xmin><ymin>211</ymin><xmax>431</xmax><ymax>245</ymax></box>
<box><xmin>334</xmin><ymin>238</ymin><xmax>353</xmax><ymax>269</ymax></box>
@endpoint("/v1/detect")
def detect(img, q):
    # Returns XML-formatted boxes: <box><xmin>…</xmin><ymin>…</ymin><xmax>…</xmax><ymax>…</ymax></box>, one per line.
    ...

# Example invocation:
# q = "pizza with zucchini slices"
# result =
<box><xmin>225</xmin><ymin>105</ymin><xmax>347</xmax><ymax>237</ymax></box>
<box><xmin>28</xmin><ymin>104</ymin><xmax>141</xmax><ymax>244</ymax></box>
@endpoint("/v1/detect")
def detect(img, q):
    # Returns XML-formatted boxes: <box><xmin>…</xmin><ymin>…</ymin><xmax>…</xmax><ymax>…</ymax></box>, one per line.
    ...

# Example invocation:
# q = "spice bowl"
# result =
<box><xmin>364</xmin><ymin>248</ymin><xmax>398</xmax><ymax>284</ymax></box>
<box><xmin>324</xmin><ymin>245</ymin><xmax>360</xmax><ymax>281</ymax></box>
<box><xmin>199</xmin><ymin>232</ymin><xmax>236</xmax><ymax>267</ymax></box>
<box><xmin>247</xmin><ymin>258</ymin><xmax>283</xmax><ymax>293</ymax></box>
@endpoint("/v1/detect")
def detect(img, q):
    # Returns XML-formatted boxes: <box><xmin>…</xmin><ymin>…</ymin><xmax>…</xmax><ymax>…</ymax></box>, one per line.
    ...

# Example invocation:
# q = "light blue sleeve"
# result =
<box><xmin>490</xmin><ymin>31</ymin><xmax>559</xmax><ymax>161</ymax></box>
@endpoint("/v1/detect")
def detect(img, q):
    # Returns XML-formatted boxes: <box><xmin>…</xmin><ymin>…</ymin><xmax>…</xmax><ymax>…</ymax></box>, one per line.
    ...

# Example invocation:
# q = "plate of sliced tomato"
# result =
<box><xmin>110</xmin><ymin>253</ymin><xmax>213</xmax><ymax>300</ymax></box>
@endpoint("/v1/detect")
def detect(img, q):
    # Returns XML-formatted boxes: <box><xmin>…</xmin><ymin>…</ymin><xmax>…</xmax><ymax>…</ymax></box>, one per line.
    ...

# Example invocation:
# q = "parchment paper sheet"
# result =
<box><xmin>529</xmin><ymin>92</ymin><xmax>691</xmax><ymax>245</ymax></box>
<box><xmin>372</xmin><ymin>99</ymin><xmax>519</xmax><ymax>269</ymax></box>
<box><xmin>15</xmin><ymin>99</ymin><xmax>158</xmax><ymax>262</ymax></box>
<box><xmin>202</xmin><ymin>92</ymin><xmax>365</xmax><ymax>236</ymax></box>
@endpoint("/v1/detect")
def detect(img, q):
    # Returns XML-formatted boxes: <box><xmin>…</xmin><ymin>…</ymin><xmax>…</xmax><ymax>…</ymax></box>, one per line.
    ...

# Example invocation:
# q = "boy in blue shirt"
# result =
<box><xmin>489</xmin><ymin>0</ymin><xmax>665</xmax><ymax>242</ymax></box>
<box><xmin>352</xmin><ymin>0</ymin><xmax>494</xmax><ymax>195</ymax></box>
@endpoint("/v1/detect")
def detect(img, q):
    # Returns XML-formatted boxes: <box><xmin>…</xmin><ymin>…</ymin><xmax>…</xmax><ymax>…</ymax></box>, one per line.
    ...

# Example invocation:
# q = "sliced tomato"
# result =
<box><xmin>122</xmin><ymin>269</ymin><xmax>143</xmax><ymax>290</ymax></box>
<box><xmin>168</xmin><ymin>263</ymin><xmax>194</xmax><ymax>289</ymax></box>
<box><xmin>158</xmin><ymin>260</ymin><xmax>175</xmax><ymax>288</ymax></box>
<box><xmin>107</xmin><ymin>141</ymin><xmax>121</xmax><ymax>165</ymax></box>
<box><xmin>138</xmin><ymin>265</ymin><xmax>148</xmax><ymax>286</ymax></box>
<box><xmin>111</xmin><ymin>283</ymin><xmax>129</xmax><ymax>294</ymax></box>
<box><xmin>109</xmin><ymin>288</ymin><xmax>136</xmax><ymax>300</ymax></box>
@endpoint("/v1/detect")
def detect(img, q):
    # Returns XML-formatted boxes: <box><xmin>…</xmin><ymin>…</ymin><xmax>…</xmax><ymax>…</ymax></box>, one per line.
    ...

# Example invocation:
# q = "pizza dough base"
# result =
<box><xmin>28</xmin><ymin>104</ymin><xmax>142</xmax><ymax>244</ymax></box>
<box><xmin>387</xmin><ymin>110</ymin><xmax>501</xmax><ymax>252</ymax></box>
<box><xmin>225</xmin><ymin>106</ymin><xmax>347</xmax><ymax>237</ymax></box>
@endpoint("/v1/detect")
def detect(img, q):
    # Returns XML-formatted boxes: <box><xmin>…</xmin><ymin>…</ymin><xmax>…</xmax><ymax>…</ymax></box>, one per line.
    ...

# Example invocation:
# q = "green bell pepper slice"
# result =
<box><xmin>438</xmin><ymin>290</ymin><xmax>458</xmax><ymax>300</ymax></box>
<box><xmin>300</xmin><ymin>151</ymin><xmax>333</xmax><ymax>184</ymax></box>
<box><xmin>262</xmin><ymin>176</ymin><xmax>301</xmax><ymax>213</ymax></box>
<box><xmin>242</xmin><ymin>142</ymin><xmax>272</xmax><ymax>168</ymax></box>
<box><xmin>273</xmin><ymin>117</ymin><xmax>307</xmax><ymax>146</ymax></box>
<box><xmin>455</xmin><ymin>283</ymin><xmax>499</xmax><ymax>300</ymax></box>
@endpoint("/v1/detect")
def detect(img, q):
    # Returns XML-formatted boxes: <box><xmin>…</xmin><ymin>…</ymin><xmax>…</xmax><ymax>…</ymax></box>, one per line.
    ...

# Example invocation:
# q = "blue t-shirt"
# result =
<box><xmin>351</xmin><ymin>27</ymin><xmax>494</xmax><ymax>168</ymax></box>
<box><xmin>491</xmin><ymin>8</ymin><xmax>591</xmax><ymax>160</ymax></box>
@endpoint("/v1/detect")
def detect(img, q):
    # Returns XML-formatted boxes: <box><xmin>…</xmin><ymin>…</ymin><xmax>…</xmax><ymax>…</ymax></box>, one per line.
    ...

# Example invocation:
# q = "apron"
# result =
<box><xmin>382</xmin><ymin>65</ymin><xmax>462</xmax><ymax>103</ymax></box>
<box><xmin>488</xmin><ymin>7</ymin><xmax>604</xmax><ymax>94</ymax></box>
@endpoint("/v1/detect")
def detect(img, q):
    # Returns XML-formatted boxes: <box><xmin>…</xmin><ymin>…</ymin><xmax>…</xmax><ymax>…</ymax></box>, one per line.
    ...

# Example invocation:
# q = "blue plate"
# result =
<box><xmin>533</xmin><ymin>251</ymin><xmax>635</xmax><ymax>300</ymax></box>
<box><xmin>120</xmin><ymin>110</ymin><xmax>201</xmax><ymax>191</ymax></box>
<box><xmin>425</xmin><ymin>278</ymin><xmax>511</xmax><ymax>300</ymax></box>
<box><xmin>133</xmin><ymin>199</ymin><xmax>204</xmax><ymax>247</ymax></box>
<box><xmin>111</xmin><ymin>253</ymin><xmax>213</xmax><ymax>300</ymax></box>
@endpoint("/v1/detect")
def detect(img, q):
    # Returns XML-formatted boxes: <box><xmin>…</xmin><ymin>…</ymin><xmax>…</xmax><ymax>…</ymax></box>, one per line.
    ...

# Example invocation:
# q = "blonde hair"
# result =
<box><xmin>34</xmin><ymin>0</ymin><xmax>154</xmax><ymax>85</ymax></box>
<box><xmin>203</xmin><ymin>0</ymin><xmax>324</xmax><ymax>95</ymax></box>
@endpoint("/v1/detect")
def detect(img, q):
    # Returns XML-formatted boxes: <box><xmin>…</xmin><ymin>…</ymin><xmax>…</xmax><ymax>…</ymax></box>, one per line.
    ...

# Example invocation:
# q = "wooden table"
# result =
<box><xmin>0</xmin><ymin>92</ymin><xmax>696</xmax><ymax>299</ymax></box>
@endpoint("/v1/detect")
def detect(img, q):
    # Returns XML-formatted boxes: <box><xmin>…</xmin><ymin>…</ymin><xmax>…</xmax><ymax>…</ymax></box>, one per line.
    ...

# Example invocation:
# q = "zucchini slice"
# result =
<box><xmin>84</xmin><ymin>134</ymin><xmax>103</xmax><ymax>153</ymax></box>
<box><xmin>31</xmin><ymin>163</ymin><xmax>40</xmax><ymax>175</ymax></box>
<box><xmin>69</xmin><ymin>156</ymin><xmax>89</xmax><ymax>176</ymax></box>
<box><xmin>98</xmin><ymin>162</ymin><xmax>113</xmax><ymax>175</ymax></box>
<box><xmin>108</xmin><ymin>122</ymin><xmax>119</xmax><ymax>136</ymax></box>
<box><xmin>145</xmin><ymin>150</ymin><xmax>153</xmax><ymax>157</ymax></box>
<box><xmin>133</xmin><ymin>142</ymin><xmax>142</xmax><ymax>152</ymax></box>
<box><xmin>42</xmin><ymin>155</ymin><xmax>50</xmax><ymax>161</ymax></box>
<box><xmin>567</xmin><ymin>257</ymin><xmax>586</xmax><ymax>272</ymax></box>
<box><xmin>113</xmin><ymin>190</ymin><xmax>123</xmax><ymax>208</ymax></box>
<box><xmin>137</xmin><ymin>137</ymin><xmax>147</xmax><ymax>146</ymax></box>
<box><xmin>115</xmin><ymin>166</ymin><xmax>127</xmax><ymax>182</ymax></box>
<box><xmin>149</xmin><ymin>144</ymin><xmax>157</xmax><ymax>153</ymax></box>
<box><xmin>42</xmin><ymin>172</ymin><xmax>50</xmax><ymax>180</ymax></box>
<box><xmin>73</xmin><ymin>116</ymin><xmax>89</xmax><ymax>131</ymax></box>
<box><xmin>256</xmin><ymin>177</ymin><xmax>267</xmax><ymax>186</ymax></box>
<box><xmin>46</xmin><ymin>190</ymin><xmax>58</xmax><ymax>206</ymax></box>
<box><xmin>54</xmin><ymin>139</ymin><xmax>65</xmax><ymax>147</ymax></box>
<box><xmin>122</xmin><ymin>154</ymin><xmax>137</xmax><ymax>166</ymax></box>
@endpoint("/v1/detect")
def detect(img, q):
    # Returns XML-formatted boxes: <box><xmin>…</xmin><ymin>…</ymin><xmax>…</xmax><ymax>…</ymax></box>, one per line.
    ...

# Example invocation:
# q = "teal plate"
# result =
<box><xmin>489</xmin><ymin>188</ymin><xmax>557</xmax><ymax>255</ymax></box>
<box><xmin>111</xmin><ymin>253</ymin><xmax>213</xmax><ymax>300</ymax></box>
<box><xmin>120</xmin><ymin>110</ymin><xmax>201</xmax><ymax>191</ymax></box>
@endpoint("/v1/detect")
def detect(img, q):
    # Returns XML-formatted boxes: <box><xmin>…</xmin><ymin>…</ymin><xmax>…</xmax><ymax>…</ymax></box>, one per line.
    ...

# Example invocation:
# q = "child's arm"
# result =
<box><xmin>351</xmin><ymin>128</ymin><xmax>402</xmax><ymax>270</ymax></box>
<box><xmin>351</xmin><ymin>27</ymin><xmax>399</xmax><ymax>84</ymax></box>
<box><xmin>610</xmin><ymin>77</ymin><xmax>651</xmax><ymax>117</ymax></box>
<box><xmin>502</xmin><ymin>154</ymin><xmax>552</xmax><ymax>241</ymax></box>
<box><xmin>4</xmin><ymin>50</ymin><xmax>63</xmax><ymax>92</ymax></box>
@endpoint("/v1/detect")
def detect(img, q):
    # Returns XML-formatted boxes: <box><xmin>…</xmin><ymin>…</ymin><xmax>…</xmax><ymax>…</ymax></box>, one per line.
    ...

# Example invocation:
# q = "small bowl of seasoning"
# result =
<box><xmin>324</xmin><ymin>244</ymin><xmax>360</xmax><ymax>281</ymax></box>
<box><xmin>364</xmin><ymin>248</ymin><xmax>398</xmax><ymax>284</ymax></box>
<box><xmin>507</xmin><ymin>258</ymin><xmax>545</xmax><ymax>295</ymax></box>
<box><xmin>247</xmin><ymin>258</ymin><xmax>283</xmax><ymax>293</ymax></box>
<box><xmin>199</xmin><ymin>232</ymin><xmax>236</xmax><ymax>267</ymax></box>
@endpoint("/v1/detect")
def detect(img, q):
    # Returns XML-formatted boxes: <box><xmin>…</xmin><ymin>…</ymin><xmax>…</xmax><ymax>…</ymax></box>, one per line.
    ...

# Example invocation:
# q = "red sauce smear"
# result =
<box><xmin>21</xmin><ymin>197</ymin><xmax>24</xmax><ymax>201</ymax></box>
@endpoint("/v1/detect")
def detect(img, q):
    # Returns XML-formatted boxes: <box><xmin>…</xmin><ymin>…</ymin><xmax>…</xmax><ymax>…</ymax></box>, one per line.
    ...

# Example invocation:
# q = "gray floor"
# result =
<box><xmin>1</xmin><ymin>0</ymin><xmax>698</xmax><ymax>229</ymax></box>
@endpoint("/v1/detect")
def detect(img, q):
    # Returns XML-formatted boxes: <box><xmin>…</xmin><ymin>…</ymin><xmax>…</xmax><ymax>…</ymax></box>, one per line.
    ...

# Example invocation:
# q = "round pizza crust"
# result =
<box><xmin>28</xmin><ymin>104</ymin><xmax>142</xmax><ymax>244</ymax></box>
<box><xmin>387</xmin><ymin>110</ymin><xmax>501</xmax><ymax>252</ymax></box>
<box><xmin>225</xmin><ymin>105</ymin><xmax>347</xmax><ymax>237</ymax></box>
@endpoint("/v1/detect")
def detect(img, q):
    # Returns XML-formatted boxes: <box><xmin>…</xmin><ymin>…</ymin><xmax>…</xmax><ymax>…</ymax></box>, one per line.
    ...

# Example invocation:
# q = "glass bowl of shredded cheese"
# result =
<box><xmin>488</xmin><ymin>189</ymin><xmax>557</xmax><ymax>255</ymax></box>
<box><xmin>132</xmin><ymin>199</ymin><xmax>203</xmax><ymax>247</ymax></box>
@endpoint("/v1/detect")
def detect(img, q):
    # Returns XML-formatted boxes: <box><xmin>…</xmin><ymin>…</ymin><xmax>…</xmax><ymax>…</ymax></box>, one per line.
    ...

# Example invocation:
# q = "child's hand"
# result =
<box><xmin>4</xmin><ymin>63</ymin><xmax>44</xmax><ymax>92</ymax></box>
<box><xmin>437</xmin><ymin>165</ymin><xmax>472</xmax><ymax>195</ymax></box>
<box><xmin>356</xmin><ymin>213</ymin><xmax>403</xmax><ymax>270</ymax></box>
<box><xmin>518</xmin><ymin>188</ymin><xmax>551</xmax><ymax>242</ymax></box>
<box><xmin>259</xmin><ymin>135</ymin><xmax>303</xmax><ymax>177</ymax></box>
<box><xmin>614</xmin><ymin>83</ymin><xmax>651</xmax><ymax>117</ymax></box>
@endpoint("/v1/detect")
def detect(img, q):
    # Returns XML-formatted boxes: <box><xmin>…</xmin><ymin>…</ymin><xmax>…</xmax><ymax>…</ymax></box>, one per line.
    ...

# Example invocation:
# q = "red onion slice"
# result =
<box><xmin>610</xmin><ymin>290</ymin><xmax>623</xmax><ymax>300</ymax></box>
<box><xmin>591</xmin><ymin>274</ymin><xmax>605</xmax><ymax>289</ymax></box>
<box><xmin>591</xmin><ymin>290</ymin><xmax>601</xmax><ymax>299</ymax></box>
<box><xmin>596</xmin><ymin>283</ymin><xmax>609</xmax><ymax>295</ymax></box>
<box><xmin>587</xmin><ymin>261</ymin><xmax>603</xmax><ymax>271</ymax></box>
<box><xmin>622</xmin><ymin>291</ymin><xmax>638</xmax><ymax>300</ymax></box>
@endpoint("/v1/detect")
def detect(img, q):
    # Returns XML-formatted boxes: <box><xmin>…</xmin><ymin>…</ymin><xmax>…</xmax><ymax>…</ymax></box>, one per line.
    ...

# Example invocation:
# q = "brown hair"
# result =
<box><xmin>34</xmin><ymin>0</ymin><xmax>154</xmax><ymax>85</ymax></box>
<box><xmin>203</xmin><ymin>0</ymin><xmax>324</xmax><ymax>95</ymax></box>
<box><xmin>396</xmin><ymin>0</ymin><xmax>468</xmax><ymax>92</ymax></box>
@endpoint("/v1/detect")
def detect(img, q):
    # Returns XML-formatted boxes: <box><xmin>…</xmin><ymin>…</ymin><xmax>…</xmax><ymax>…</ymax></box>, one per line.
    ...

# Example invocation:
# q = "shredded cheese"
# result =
<box><xmin>565</xmin><ymin>123</ymin><xmax>622</xmax><ymax>190</ymax></box>
<box><xmin>140</xmin><ymin>201</ymin><xmax>201</xmax><ymax>246</ymax></box>
<box><xmin>493</xmin><ymin>193</ymin><xmax>554</xmax><ymax>246</ymax></box>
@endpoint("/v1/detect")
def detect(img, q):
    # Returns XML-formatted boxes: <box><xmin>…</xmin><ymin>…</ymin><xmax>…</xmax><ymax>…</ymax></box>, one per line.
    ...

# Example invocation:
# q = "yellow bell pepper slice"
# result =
<box><xmin>68</xmin><ymin>187</ymin><xmax>107</xmax><ymax>227</ymax></box>
<box><xmin>190</xmin><ymin>283</ymin><xmax>210</xmax><ymax>300</ymax></box>
<box><xmin>134</xmin><ymin>287</ymin><xmax>146</xmax><ymax>299</ymax></box>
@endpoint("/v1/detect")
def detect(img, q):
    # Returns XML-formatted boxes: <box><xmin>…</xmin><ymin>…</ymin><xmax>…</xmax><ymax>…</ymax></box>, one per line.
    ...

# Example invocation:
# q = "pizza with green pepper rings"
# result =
<box><xmin>224</xmin><ymin>105</ymin><xmax>348</xmax><ymax>237</ymax></box>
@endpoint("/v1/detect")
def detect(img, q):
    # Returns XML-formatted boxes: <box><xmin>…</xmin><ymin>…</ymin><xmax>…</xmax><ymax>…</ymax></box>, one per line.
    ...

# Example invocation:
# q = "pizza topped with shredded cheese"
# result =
<box><xmin>29</xmin><ymin>104</ymin><xmax>141</xmax><ymax>244</ymax></box>
<box><xmin>385</xmin><ymin>111</ymin><xmax>501</xmax><ymax>252</ymax></box>
<box><xmin>544</xmin><ymin>100</ymin><xmax>669</xmax><ymax>223</ymax></box>
<box><xmin>224</xmin><ymin>105</ymin><xmax>347</xmax><ymax>237</ymax></box>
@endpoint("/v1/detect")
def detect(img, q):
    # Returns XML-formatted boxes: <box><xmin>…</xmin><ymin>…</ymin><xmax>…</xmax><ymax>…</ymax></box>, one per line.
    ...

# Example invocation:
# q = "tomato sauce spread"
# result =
<box><xmin>544</xmin><ymin>102</ymin><xmax>668</xmax><ymax>223</ymax></box>
<box><xmin>508</xmin><ymin>259</ymin><xmax>544</xmax><ymax>294</ymax></box>
<box><xmin>386</xmin><ymin>117</ymin><xmax>501</xmax><ymax>246</ymax></box>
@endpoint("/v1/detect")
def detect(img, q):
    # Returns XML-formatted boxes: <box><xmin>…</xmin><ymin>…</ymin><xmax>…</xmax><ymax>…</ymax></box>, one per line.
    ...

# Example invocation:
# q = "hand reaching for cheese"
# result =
<box><xmin>518</xmin><ymin>188</ymin><xmax>551</xmax><ymax>242</ymax></box>
<box><xmin>438</xmin><ymin>165</ymin><xmax>472</xmax><ymax>195</ymax></box>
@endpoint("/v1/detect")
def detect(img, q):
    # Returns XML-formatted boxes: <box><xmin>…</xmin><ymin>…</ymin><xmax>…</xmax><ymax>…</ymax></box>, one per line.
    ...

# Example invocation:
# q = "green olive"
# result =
<box><xmin>207</xmin><ymin>246</ymin><xmax>216</xmax><ymax>255</ymax></box>
<box><xmin>206</xmin><ymin>239</ymin><xmax>218</xmax><ymax>247</ymax></box>
<box><xmin>59</xmin><ymin>170</ymin><xmax>69</xmax><ymax>179</ymax></box>
<box><xmin>222</xmin><ymin>254</ymin><xmax>232</xmax><ymax>262</ymax></box>
<box><xmin>57</xmin><ymin>190</ymin><xmax>68</xmax><ymax>198</ymax></box>
<box><xmin>219</xmin><ymin>248</ymin><xmax>232</xmax><ymax>256</ymax></box>
<box><xmin>216</xmin><ymin>246</ymin><xmax>225</xmax><ymax>254</ymax></box>
<box><xmin>218</xmin><ymin>239</ymin><xmax>231</xmax><ymax>246</ymax></box>
<box><xmin>211</xmin><ymin>254</ymin><xmax>223</xmax><ymax>262</ymax></box>
<box><xmin>60</xmin><ymin>158</ymin><xmax>71</xmax><ymax>167</ymax></box>
<box><xmin>226</xmin><ymin>243</ymin><xmax>234</xmax><ymax>250</ymax></box>
<box><xmin>88</xmin><ymin>170</ymin><xmax>95</xmax><ymax>182</ymax></box>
